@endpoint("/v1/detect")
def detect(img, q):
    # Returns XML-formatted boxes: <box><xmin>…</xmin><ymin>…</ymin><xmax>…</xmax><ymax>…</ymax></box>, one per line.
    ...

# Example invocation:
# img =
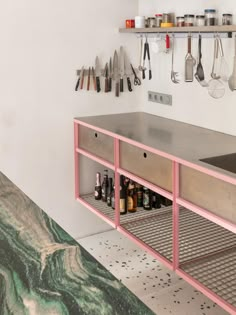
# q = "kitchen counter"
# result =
<box><xmin>75</xmin><ymin>112</ymin><xmax>236</xmax><ymax>180</ymax></box>
<box><xmin>0</xmin><ymin>171</ymin><xmax>155</xmax><ymax>315</ymax></box>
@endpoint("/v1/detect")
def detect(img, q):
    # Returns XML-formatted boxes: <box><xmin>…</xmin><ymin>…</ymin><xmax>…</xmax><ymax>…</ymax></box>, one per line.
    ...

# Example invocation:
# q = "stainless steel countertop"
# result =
<box><xmin>75</xmin><ymin>112</ymin><xmax>236</xmax><ymax>180</ymax></box>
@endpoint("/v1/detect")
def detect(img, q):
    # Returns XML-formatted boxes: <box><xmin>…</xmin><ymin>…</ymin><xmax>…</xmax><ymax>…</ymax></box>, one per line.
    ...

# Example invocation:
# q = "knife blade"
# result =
<box><xmin>124</xmin><ymin>53</ymin><xmax>133</xmax><ymax>92</ymax></box>
<box><xmin>113</xmin><ymin>50</ymin><xmax>119</xmax><ymax>97</ymax></box>
<box><xmin>80</xmin><ymin>67</ymin><xmax>85</xmax><ymax>90</ymax></box>
<box><xmin>119</xmin><ymin>46</ymin><xmax>125</xmax><ymax>92</ymax></box>
<box><xmin>75</xmin><ymin>66</ymin><xmax>84</xmax><ymax>91</ymax></box>
<box><xmin>104</xmin><ymin>63</ymin><xmax>109</xmax><ymax>93</ymax></box>
<box><xmin>92</xmin><ymin>67</ymin><xmax>96</xmax><ymax>91</ymax></box>
<box><xmin>95</xmin><ymin>56</ymin><xmax>101</xmax><ymax>93</ymax></box>
<box><xmin>87</xmin><ymin>67</ymin><xmax>91</xmax><ymax>91</ymax></box>
<box><xmin>108</xmin><ymin>57</ymin><xmax>112</xmax><ymax>92</ymax></box>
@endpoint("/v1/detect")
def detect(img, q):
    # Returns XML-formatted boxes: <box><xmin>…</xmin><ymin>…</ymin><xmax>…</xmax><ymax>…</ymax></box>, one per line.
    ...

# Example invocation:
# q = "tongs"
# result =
<box><xmin>142</xmin><ymin>37</ymin><xmax>152</xmax><ymax>80</ymax></box>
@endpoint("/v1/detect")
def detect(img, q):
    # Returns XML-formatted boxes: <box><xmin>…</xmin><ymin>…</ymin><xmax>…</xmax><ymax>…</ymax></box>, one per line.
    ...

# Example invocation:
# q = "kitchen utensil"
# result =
<box><xmin>124</xmin><ymin>53</ymin><xmax>133</xmax><ymax>92</ymax></box>
<box><xmin>185</xmin><ymin>34</ymin><xmax>194</xmax><ymax>82</ymax></box>
<box><xmin>228</xmin><ymin>35</ymin><xmax>236</xmax><ymax>91</ymax></box>
<box><xmin>165</xmin><ymin>34</ymin><xmax>170</xmax><ymax>53</ymax></box>
<box><xmin>142</xmin><ymin>37</ymin><xmax>152</xmax><ymax>80</ymax></box>
<box><xmin>119</xmin><ymin>46</ymin><xmax>125</xmax><ymax>92</ymax></box>
<box><xmin>171</xmin><ymin>34</ymin><xmax>179</xmax><ymax>84</ymax></box>
<box><xmin>211</xmin><ymin>37</ymin><xmax>220</xmax><ymax>79</ymax></box>
<box><xmin>108</xmin><ymin>57</ymin><xmax>112</xmax><ymax>92</ymax></box>
<box><xmin>91</xmin><ymin>67</ymin><xmax>96</xmax><ymax>91</ymax></box>
<box><xmin>80</xmin><ymin>67</ymin><xmax>85</xmax><ymax>90</ymax></box>
<box><xmin>75</xmin><ymin>66</ymin><xmax>84</xmax><ymax>91</ymax></box>
<box><xmin>95</xmin><ymin>56</ymin><xmax>101</xmax><ymax>93</ymax></box>
<box><xmin>195</xmin><ymin>35</ymin><xmax>208</xmax><ymax>87</ymax></box>
<box><xmin>217</xmin><ymin>36</ymin><xmax>230</xmax><ymax>82</ymax></box>
<box><xmin>104</xmin><ymin>63</ymin><xmax>109</xmax><ymax>93</ymax></box>
<box><xmin>138</xmin><ymin>36</ymin><xmax>144</xmax><ymax>71</ymax></box>
<box><xmin>113</xmin><ymin>50</ymin><xmax>119</xmax><ymax>97</ymax></box>
<box><xmin>130</xmin><ymin>64</ymin><xmax>141</xmax><ymax>86</ymax></box>
<box><xmin>87</xmin><ymin>67</ymin><xmax>91</xmax><ymax>91</ymax></box>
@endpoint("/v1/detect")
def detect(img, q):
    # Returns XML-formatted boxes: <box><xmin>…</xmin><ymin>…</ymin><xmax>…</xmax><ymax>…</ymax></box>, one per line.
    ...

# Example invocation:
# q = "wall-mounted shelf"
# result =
<box><xmin>119</xmin><ymin>25</ymin><xmax>236</xmax><ymax>38</ymax></box>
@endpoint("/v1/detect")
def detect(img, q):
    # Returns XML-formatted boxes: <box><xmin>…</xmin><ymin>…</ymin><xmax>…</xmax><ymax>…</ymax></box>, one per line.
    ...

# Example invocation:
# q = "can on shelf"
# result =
<box><xmin>135</xmin><ymin>16</ymin><xmax>145</xmax><ymax>28</ymax></box>
<box><xmin>126</xmin><ymin>19</ymin><xmax>135</xmax><ymax>28</ymax></box>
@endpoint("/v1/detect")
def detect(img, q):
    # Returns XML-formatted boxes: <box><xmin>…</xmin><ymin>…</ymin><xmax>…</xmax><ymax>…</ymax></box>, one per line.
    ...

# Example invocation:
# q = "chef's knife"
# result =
<box><xmin>92</xmin><ymin>67</ymin><xmax>96</xmax><ymax>91</ymax></box>
<box><xmin>104</xmin><ymin>63</ymin><xmax>109</xmax><ymax>93</ymax></box>
<box><xmin>119</xmin><ymin>46</ymin><xmax>125</xmax><ymax>92</ymax></box>
<box><xmin>113</xmin><ymin>50</ymin><xmax>119</xmax><ymax>97</ymax></box>
<box><xmin>124</xmin><ymin>53</ymin><xmax>133</xmax><ymax>92</ymax></box>
<box><xmin>87</xmin><ymin>67</ymin><xmax>91</xmax><ymax>91</ymax></box>
<box><xmin>108</xmin><ymin>57</ymin><xmax>112</xmax><ymax>92</ymax></box>
<box><xmin>95</xmin><ymin>56</ymin><xmax>101</xmax><ymax>92</ymax></box>
<box><xmin>75</xmin><ymin>66</ymin><xmax>84</xmax><ymax>91</ymax></box>
<box><xmin>80</xmin><ymin>67</ymin><xmax>85</xmax><ymax>90</ymax></box>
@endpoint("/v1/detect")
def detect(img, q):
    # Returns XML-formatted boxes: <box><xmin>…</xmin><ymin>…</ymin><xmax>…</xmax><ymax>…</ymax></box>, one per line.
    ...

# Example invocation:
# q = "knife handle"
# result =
<box><xmin>127</xmin><ymin>77</ymin><xmax>132</xmax><ymax>92</ymax></box>
<box><xmin>75</xmin><ymin>77</ymin><xmax>80</xmax><ymax>91</ymax></box>
<box><xmin>142</xmin><ymin>69</ymin><xmax>145</xmax><ymax>80</ymax></box>
<box><xmin>105</xmin><ymin>78</ymin><xmax>109</xmax><ymax>93</ymax></box>
<box><xmin>149</xmin><ymin>70</ymin><xmax>152</xmax><ymax>80</ymax></box>
<box><xmin>108</xmin><ymin>77</ymin><xmax>112</xmax><ymax>92</ymax></box>
<box><xmin>120</xmin><ymin>78</ymin><xmax>124</xmax><ymax>92</ymax></box>
<box><xmin>96</xmin><ymin>77</ymin><xmax>101</xmax><ymax>93</ymax></box>
<box><xmin>115</xmin><ymin>81</ymin><xmax>119</xmax><ymax>97</ymax></box>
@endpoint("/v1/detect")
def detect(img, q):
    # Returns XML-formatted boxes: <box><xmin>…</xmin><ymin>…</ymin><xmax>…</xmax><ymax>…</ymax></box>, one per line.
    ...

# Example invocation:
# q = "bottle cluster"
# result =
<box><xmin>94</xmin><ymin>170</ymin><xmax>171</xmax><ymax>215</ymax></box>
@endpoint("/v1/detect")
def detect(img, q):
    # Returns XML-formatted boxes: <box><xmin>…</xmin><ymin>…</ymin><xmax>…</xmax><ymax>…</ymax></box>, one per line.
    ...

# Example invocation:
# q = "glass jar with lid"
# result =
<box><xmin>196</xmin><ymin>15</ymin><xmax>205</xmax><ymax>26</ymax></box>
<box><xmin>176</xmin><ymin>16</ymin><xmax>185</xmax><ymax>27</ymax></box>
<box><xmin>155</xmin><ymin>14</ymin><xmax>163</xmax><ymax>27</ymax></box>
<box><xmin>204</xmin><ymin>9</ymin><xmax>217</xmax><ymax>26</ymax></box>
<box><xmin>222</xmin><ymin>14</ymin><xmax>232</xmax><ymax>25</ymax></box>
<box><xmin>184</xmin><ymin>15</ymin><xmax>195</xmax><ymax>26</ymax></box>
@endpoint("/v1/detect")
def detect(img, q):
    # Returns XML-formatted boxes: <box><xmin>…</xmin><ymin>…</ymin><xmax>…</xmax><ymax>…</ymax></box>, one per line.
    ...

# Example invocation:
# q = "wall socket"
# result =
<box><xmin>148</xmin><ymin>91</ymin><xmax>172</xmax><ymax>106</ymax></box>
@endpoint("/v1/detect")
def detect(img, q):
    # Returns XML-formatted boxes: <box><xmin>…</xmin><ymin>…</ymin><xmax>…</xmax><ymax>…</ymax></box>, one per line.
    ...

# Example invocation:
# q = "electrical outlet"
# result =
<box><xmin>148</xmin><ymin>91</ymin><xmax>172</xmax><ymax>106</ymax></box>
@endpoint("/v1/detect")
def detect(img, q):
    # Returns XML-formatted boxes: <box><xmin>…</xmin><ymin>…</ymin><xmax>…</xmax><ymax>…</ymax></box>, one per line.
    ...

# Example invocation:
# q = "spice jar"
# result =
<box><xmin>196</xmin><ymin>15</ymin><xmax>205</xmax><ymax>26</ymax></box>
<box><xmin>155</xmin><ymin>14</ymin><xmax>163</xmax><ymax>27</ymax></box>
<box><xmin>204</xmin><ymin>9</ymin><xmax>217</xmax><ymax>26</ymax></box>
<box><xmin>222</xmin><ymin>14</ymin><xmax>232</xmax><ymax>25</ymax></box>
<box><xmin>176</xmin><ymin>16</ymin><xmax>185</xmax><ymax>27</ymax></box>
<box><xmin>162</xmin><ymin>13</ymin><xmax>171</xmax><ymax>23</ymax></box>
<box><xmin>147</xmin><ymin>17</ymin><xmax>156</xmax><ymax>28</ymax></box>
<box><xmin>184</xmin><ymin>15</ymin><xmax>195</xmax><ymax>26</ymax></box>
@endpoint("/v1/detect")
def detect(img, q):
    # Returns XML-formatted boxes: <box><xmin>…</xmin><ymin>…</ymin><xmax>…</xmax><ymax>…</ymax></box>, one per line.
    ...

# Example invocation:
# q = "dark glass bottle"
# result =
<box><xmin>152</xmin><ymin>192</ymin><xmax>162</xmax><ymax>209</ymax></box>
<box><xmin>111</xmin><ymin>184</ymin><xmax>115</xmax><ymax>209</ymax></box>
<box><xmin>143</xmin><ymin>187</ymin><xmax>152</xmax><ymax>210</ymax></box>
<box><xmin>127</xmin><ymin>180</ymin><xmax>137</xmax><ymax>213</ymax></box>
<box><xmin>136</xmin><ymin>183</ymin><xmax>143</xmax><ymax>207</ymax></box>
<box><xmin>107</xmin><ymin>177</ymin><xmax>113</xmax><ymax>207</ymax></box>
<box><xmin>101</xmin><ymin>170</ymin><xmax>108</xmax><ymax>202</ymax></box>
<box><xmin>120</xmin><ymin>175</ymin><xmax>127</xmax><ymax>215</ymax></box>
<box><xmin>94</xmin><ymin>172</ymin><xmax>102</xmax><ymax>200</ymax></box>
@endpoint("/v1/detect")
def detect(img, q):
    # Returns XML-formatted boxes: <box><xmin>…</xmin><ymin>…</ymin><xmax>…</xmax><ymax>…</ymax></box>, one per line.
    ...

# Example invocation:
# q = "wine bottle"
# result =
<box><xmin>127</xmin><ymin>180</ymin><xmax>137</xmax><ymax>213</ymax></box>
<box><xmin>111</xmin><ymin>184</ymin><xmax>115</xmax><ymax>209</ymax></box>
<box><xmin>94</xmin><ymin>172</ymin><xmax>102</xmax><ymax>200</ymax></box>
<box><xmin>107</xmin><ymin>177</ymin><xmax>113</xmax><ymax>207</ymax></box>
<box><xmin>136</xmin><ymin>183</ymin><xmax>143</xmax><ymax>207</ymax></box>
<box><xmin>143</xmin><ymin>187</ymin><xmax>152</xmax><ymax>210</ymax></box>
<box><xmin>120</xmin><ymin>175</ymin><xmax>127</xmax><ymax>215</ymax></box>
<box><xmin>101</xmin><ymin>170</ymin><xmax>108</xmax><ymax>202</ymax></box>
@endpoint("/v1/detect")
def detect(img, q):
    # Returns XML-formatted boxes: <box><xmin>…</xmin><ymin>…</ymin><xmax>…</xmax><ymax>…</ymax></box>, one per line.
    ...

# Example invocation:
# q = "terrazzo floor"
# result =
<box><xmin>79</xmin><ymin>230</ymin><xmax>229</xmax><ymax>315</ymax></box>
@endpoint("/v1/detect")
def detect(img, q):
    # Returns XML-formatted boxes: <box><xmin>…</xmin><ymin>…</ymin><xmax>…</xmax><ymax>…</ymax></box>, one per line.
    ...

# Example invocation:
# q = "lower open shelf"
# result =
<box><xmin>180</xmin><ymin>248</ymin><xmax>236</xmax><ymax>308</ymax></box>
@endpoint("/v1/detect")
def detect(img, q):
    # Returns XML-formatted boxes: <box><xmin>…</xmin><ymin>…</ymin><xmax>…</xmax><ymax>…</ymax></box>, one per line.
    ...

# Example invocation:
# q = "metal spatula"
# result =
<box><xmin>185</xmin><ymin>34</ymin><xmax>194</xmax><ymax>82</ymax></box>
<box><xmin>195</xmin><ymin>35</ymin><xmax>208</xmax><ymax>87</ymax></box>
<box><xmin>228</xmin><ymin>35</ymin><xmax>236</xmax><ymax>91</ymax></box>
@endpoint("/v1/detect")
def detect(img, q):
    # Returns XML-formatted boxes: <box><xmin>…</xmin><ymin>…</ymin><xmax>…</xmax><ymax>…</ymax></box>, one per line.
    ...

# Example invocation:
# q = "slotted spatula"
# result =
<box><xmin>185</xmin><ymin>34</ymin><xmax>194</xmax><ymax>82</ymax></box>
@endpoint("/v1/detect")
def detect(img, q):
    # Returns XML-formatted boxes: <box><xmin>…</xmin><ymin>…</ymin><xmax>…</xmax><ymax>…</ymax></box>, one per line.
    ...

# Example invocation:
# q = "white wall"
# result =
<box><xmin>0</xmin><ymin>0</ymin><xmax>139</xmax><ymax>239</ymax></box>
<box><xmin>139</xmin><ymin>0</ymin><xmax>236</xmax><ymax>136</ymax></box>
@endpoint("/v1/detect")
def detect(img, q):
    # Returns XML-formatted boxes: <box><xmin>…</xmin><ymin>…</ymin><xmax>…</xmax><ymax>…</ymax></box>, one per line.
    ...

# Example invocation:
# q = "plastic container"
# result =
<box><xmin>196</xmin><ymin>15</ymin><xmax>205</xmax><ymax>26</ymax></box>
<box><xmin>184</xmin><ymin>14</ymin><xmax>195</xmax><ymax>26</ymax></box>
<box><xmin>204</xmin><ymin>9</ymin><xmax>217</xmax><ymax>26</ymax></box>
<box><xmin>222</xmin><ymin>14</ymin><xmax>232</xmax><ymax>25</ymax></box>
<box><xmin>135</xmin><ymin>16</ymin><xmax>146</xmax><ymax>28</ymax></box>
<box><xmin>176</xmin><ymin>16</ymin><xmax>185</xmax><ymax>27</ymax></box>
<box><xmin>155</xmin><ymin>14</ymin><xmax>163</xmax><ymax>27</ymax></box>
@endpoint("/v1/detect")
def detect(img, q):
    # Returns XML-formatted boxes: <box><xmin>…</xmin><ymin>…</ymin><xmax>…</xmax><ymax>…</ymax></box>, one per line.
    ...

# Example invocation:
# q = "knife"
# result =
<box><xmin>119</xmin><ymin>46</ymin><xmax>125</xmax><ymax>92</ymax></box>
<box><xmin>75</xmin><ymin>66</ymin><xmax>84</xmax><ymax>91</ymax></box>
<box><xmin>87</xmin><ymin>67</ymin><xmax>91</xmax><ymax>91</ymax></box>
<box><xmin>80</xmin><ymin>67</ymin><xmax>85</xmax><ymax>90</ymax></box>
<box><xmin>124</xmin><ymin>53</ymin><xmax>133</xmax><ymax>92</ymax></box>
<box><xmin>108</xmin><ymin>57</ymin><xmax>112</xmax><ymax>92</ymax></box>
<box><xmin>95</xmin><ymin>56</ymin><xmax>101</xmax><ymax>93</ymax></box>
<box><xmin>104</xmin><ymin>63</ymin><xmax>109</xmax><ymax>93</ymax></box>
<box><xmin>92</xmin><ymin>67</ymin><xmax>96</xmax><ymax>91</ymax></box>
<box><xmin>113</xmin><ymin>50</ymin><xmax>119</xmax><ymax>97</ymax></box>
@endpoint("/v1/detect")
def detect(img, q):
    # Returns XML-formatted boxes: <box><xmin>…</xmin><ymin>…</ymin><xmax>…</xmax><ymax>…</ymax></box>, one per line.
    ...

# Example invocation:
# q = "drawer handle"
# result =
<box><xmin>143</xmin><ymin>152</ymin><xmax>147</xmax><ymax>158</ymax></box>
<box><xmin>94</xmin><ymin>132</ymin><xmax>98</xmax><ymax>138</ymax></box>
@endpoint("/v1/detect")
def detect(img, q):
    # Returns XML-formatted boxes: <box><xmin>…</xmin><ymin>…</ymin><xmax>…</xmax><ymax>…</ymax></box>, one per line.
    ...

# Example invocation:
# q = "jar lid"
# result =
<box><xmin>176</xmin><ymin>16</ymin><xmax>184</xmax><ymax>19</ymax></box>
<box><xmin>155</xmin><ymin>14</ymin><xmax>163</xmax><ymax>17</ymax></box>
<box><xmin>204</xmin><ymin>9</ymin><xmax>216</xmax><ymax>13</ymax></box>
<box><xmin>222</xmin><ymin>13</ymin><xmax>232</xmax><ymax>16</ymax></box>
<box><xmin>184</xmin><ymin>14</ymin><xmax>195</xmax><ymax>17</ymax></box>
<box><xmin>196</xmin><ymin>15</ymin><xmax>205</xmax><ymax>18</ymax></box>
